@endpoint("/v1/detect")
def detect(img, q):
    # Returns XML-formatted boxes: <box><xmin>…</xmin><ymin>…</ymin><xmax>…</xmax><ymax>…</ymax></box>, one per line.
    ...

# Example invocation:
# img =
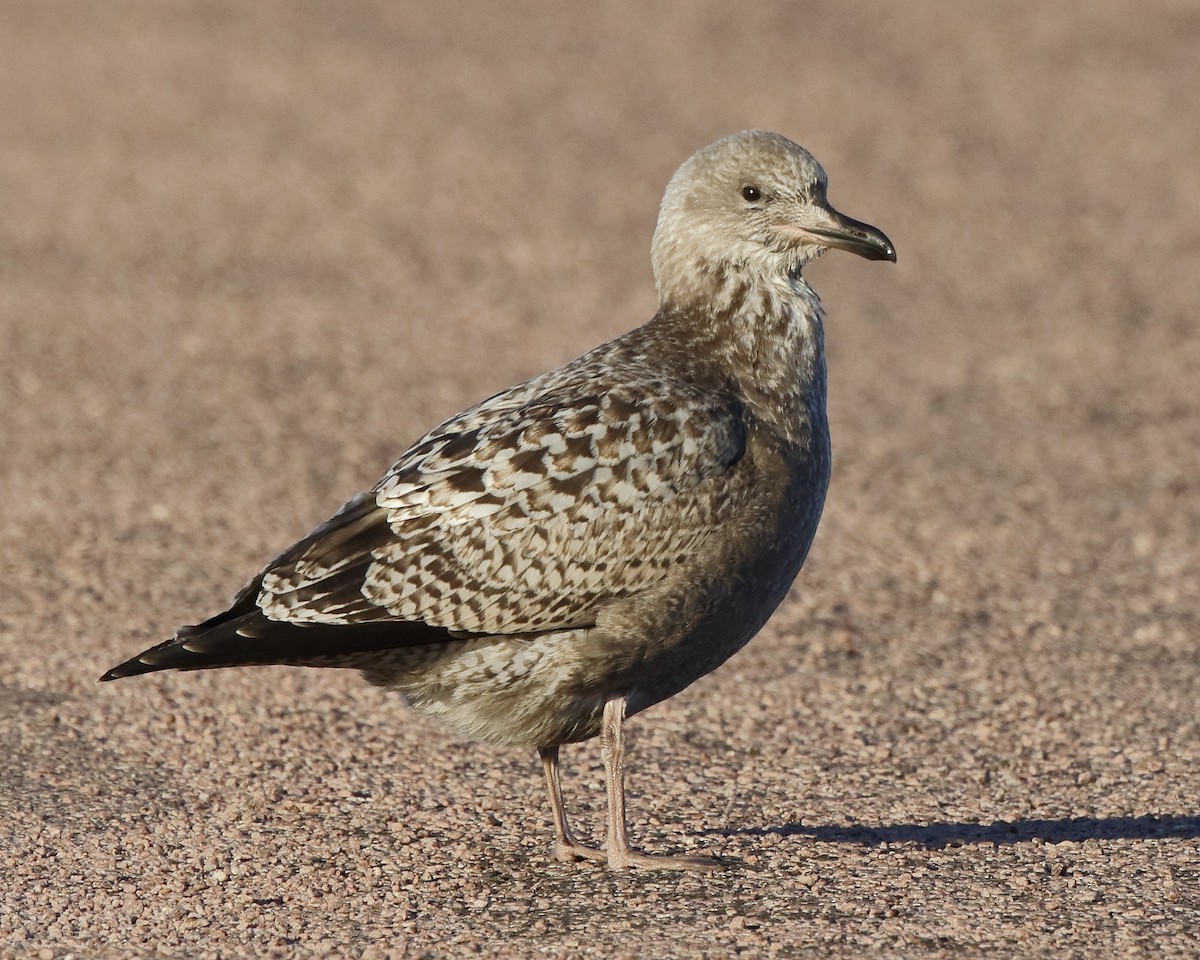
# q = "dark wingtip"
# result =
<box><xmin>99</xmin><ymin>666</ymin><xmax>133</xmax><ymax>682</ymax></box>
<box><xmin>99</xmin><ymin>653</ymin><xmax>167</xmax><ymax>682</ymax></box>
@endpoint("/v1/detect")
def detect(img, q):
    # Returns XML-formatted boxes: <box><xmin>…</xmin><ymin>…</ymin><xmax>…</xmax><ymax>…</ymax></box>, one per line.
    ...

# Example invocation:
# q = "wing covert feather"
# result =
<box><xmin>258</xmin><ymin>354</ymin><xmax>748</xmax><ymax>635</ymax></box>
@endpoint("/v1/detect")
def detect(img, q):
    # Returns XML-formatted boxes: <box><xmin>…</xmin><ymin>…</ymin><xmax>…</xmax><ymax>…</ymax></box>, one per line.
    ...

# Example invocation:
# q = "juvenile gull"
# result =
<box><xmin>103</xmin><ymin>130</ymin><xmax>895</xmax><ymax>871</ymax></box>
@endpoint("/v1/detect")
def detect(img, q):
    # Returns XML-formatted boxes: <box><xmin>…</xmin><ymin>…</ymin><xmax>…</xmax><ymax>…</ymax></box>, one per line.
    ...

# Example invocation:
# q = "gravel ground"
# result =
<box><xmin>2</xmin><ymin>1</ymin><xmax>1198</xmax><ymax>957</ymax></box>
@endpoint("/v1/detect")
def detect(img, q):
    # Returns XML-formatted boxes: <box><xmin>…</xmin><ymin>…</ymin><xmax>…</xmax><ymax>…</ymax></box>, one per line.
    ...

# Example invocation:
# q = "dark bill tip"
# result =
<box><xmin>809</xmin><ymin>209</ymin><xmax>897</xmax><ymax>263</ymax></box>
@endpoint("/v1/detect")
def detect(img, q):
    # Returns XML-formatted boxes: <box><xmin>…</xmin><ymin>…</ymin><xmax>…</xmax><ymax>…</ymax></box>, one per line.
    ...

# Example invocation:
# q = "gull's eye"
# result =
<box><xmin>740</xmin><ymin>185</ymin><xmax>762</xmax><ymax>202</ymax></box>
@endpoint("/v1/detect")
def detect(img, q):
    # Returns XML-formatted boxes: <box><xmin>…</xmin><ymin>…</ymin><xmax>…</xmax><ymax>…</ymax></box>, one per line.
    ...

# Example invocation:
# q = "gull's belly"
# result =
<box><xmin>363</xmin><ymin>631</ymin><xmax>611</xmax><ymax>747</ymax></box>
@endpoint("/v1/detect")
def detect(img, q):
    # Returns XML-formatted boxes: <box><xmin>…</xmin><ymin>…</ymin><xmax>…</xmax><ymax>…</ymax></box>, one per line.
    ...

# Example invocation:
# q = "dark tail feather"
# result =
<box><xmin>99</xmin><ymin>610</ymin><xmax>459</xmax><ymax>681</ymax></box>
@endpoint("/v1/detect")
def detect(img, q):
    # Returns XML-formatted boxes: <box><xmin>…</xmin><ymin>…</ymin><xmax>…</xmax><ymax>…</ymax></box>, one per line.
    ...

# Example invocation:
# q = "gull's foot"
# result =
<box><xmin>553</xmin><ymin>838</ymin><xmax>720</xmax><ymax>871</ymax></box>
<box><xmin>552</xmin><ymin>839</ymin><xmax>608</xmax><ymax>864</ymax></box>
<box><xmin>607</xmin><ymin>848</ymin><xmax>722</xmax><ymax>873</ymax></box>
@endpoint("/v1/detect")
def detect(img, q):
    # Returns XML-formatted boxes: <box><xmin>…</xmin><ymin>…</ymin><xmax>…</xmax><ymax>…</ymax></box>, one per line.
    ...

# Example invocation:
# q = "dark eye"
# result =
<box><xmin>740</xmin><ymin>185</ymin><xmax>761</xmax><ymax>202</ymax></box>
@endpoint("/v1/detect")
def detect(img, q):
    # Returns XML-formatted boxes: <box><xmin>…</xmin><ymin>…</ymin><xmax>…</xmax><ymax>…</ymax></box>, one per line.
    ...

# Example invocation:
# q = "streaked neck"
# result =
<box><xmin>658</xmin><ymin>265</ymin><xmax>827</xmax><ymax>437</ymax></box>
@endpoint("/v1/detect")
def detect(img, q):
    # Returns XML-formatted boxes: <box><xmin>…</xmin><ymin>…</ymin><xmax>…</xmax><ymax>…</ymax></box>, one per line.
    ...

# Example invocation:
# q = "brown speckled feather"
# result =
<box><xmin>258</xmin><ymin>334</ymin><xmax>748</xmax><ymax>634</ymax></box>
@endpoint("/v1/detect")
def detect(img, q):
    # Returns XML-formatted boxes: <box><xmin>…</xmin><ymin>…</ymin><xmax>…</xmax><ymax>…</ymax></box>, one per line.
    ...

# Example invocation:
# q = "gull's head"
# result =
<box><xmin>651</xmin><ymin>130</ymin><xmax>895</xmax><ymax>308</ymax></box>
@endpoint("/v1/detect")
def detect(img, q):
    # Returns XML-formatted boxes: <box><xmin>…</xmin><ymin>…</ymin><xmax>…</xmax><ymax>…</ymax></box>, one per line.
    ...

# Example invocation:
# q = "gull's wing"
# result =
<box><xmin>257</xmin><ymin>362</ymin><xmax>749</xmax><ymax>635</ymax></box>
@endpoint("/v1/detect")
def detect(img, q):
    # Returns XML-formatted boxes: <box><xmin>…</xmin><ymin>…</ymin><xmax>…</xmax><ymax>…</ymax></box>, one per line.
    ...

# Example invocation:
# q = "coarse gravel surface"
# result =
<box><xmin>2</xmin><ymin>1</ymin><xmax>1198</xmax><ymax>957</ymax></box>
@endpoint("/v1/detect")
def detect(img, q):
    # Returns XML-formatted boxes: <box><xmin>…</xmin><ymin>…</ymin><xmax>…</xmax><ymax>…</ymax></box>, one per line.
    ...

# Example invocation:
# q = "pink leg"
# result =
<box><xmin>539</xmin><ymin>745</ymin><xmax>606</xmax><ymax>863</ymax></box>
<box><xmin>598</xmin><ymin>697</ymin><xmax>720</xmax><ymax>872</ymax></box>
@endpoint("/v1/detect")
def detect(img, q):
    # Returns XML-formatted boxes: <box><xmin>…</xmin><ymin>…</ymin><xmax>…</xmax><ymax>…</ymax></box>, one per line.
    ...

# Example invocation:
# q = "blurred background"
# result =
<box><xmin>1</xmin><ymin>0</ymin><xmax>1197</xmax><ymax>954</ymax></box>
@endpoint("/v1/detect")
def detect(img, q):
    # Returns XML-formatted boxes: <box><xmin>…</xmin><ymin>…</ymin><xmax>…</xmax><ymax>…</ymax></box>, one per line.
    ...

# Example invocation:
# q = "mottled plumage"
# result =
<box><xmin>103</xmin><ymin>130</ymin><xmax>895</xmax><ymax>871</ymax></box>
<box><xmin>262</xmin><ymin>362</ymin><xmax>747</xmax><ymax>635</ymax></box>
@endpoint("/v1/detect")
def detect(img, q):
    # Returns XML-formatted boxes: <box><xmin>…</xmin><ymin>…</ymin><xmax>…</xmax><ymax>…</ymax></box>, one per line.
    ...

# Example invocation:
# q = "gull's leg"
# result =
<box><xmin>538</xmin><ymin>745</ymin><xmax>606</xmax><ymax>863</ymax></box>
<box><xmin>599</xmin><ymin>696</ymin><xmax>720</xmax><ymax>872</ymax></box>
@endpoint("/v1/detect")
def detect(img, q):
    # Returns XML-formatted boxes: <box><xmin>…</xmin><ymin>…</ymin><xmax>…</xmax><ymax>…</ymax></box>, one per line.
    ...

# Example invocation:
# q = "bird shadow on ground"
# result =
<box><xmin>706</xmin><ymin>814</ymin><xmax>1200</xmax><ymax>848</ymax></box>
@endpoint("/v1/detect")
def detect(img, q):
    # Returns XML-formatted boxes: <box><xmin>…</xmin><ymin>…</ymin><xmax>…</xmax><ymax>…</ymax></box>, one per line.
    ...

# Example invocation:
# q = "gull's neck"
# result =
<box><xmin>653</xmin><ymin>263</ymin><xmax>828</xmax><ymax>439</ymax></box>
